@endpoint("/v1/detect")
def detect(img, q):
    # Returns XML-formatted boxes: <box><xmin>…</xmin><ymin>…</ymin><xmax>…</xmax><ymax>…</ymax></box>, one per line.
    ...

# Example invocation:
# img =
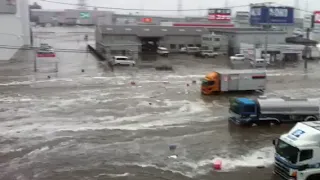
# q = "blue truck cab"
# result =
<box><xmin>228</xmin><ymin>97</ymin><xmax>259</xmax><ymax>125</ymax></box>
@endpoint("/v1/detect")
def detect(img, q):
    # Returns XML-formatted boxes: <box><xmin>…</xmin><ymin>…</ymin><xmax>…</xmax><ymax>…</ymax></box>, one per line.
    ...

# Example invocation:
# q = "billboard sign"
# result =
<box><xmin>250</xmin><ymin>6</ymin><xmax>294</xmax><ymax>25</ymax></box>
<box><xmin>312</xmin><ymin>11</ymin><xmax>320</xmax><ymax>32</ymax></box>
<box><xmin>80</xmin><ymin>12</ymin><xmax>90</xmax><ymax>19</ymax></box>
<box><xmin>236</xmin><ymin>11</ymin><xmax>249</xmax><ymax>18</ymax></box>
<box><xmin>314</xmin><ymin>11</ymin><xmax>320</xmax><ymax>23</ymax></box>
<box><xmin>142</xmin><ymin>17</ymin><xmax>152</xmax><ymax>23</ymax></box>
<box><xmin>208</xmin><ymin>8</ymin><xmax>231</xmax><ymax>21</ymax></box>
<box><xmin>0</xmin><ymin>0</ymin><xmax>17</xmax><ymax>14</ymax></box>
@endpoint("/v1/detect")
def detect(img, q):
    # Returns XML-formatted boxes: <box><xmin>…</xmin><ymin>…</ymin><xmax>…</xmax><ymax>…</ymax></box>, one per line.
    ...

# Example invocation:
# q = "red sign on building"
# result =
<box><xmin>314</xmin><ymin>11</ymin><xmax>320</xmax><ymax>23</ymax></box>
<box><xmin>207</xmin><ymin>8</ymin><xmax>231</xmax><ymax>21</ymax></box>
<box><xmin>37</xmin><ymin>53</ymin><xmax>56</xmax><ymax>58</ymax></box>
<box><xmin>142</xmin><ymin>17</ymin><xmax>152</xmax><ymax>23</ymax></box>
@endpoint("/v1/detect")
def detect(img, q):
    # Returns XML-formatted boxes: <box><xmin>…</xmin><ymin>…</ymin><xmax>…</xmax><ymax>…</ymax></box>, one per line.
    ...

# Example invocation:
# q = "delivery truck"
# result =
<box><xmin>272</xmin><ymin>121</ymin><xmax>320</xmax><ymax>180</ymax></box>
<box><xmin>201</xmin><ymin>70</ymin><xmax>266</xmax><ymax>95</ymax></box>
<box><xmin>228</xmin><ymin>96</ymin><xmax>320</xmax><ymax>126</ymax></box>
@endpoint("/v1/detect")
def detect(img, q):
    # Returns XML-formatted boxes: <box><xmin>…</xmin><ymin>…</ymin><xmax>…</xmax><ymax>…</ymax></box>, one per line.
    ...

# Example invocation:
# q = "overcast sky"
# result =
<box><xmin>30</xmin><ymin>0</ymin><xmax>318</xmax><ymax>17</ymax></box>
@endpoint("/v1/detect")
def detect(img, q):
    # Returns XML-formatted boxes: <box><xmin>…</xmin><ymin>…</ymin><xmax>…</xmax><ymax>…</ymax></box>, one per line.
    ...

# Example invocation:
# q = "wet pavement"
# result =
<box><xmin>1</xmin><ymin>27</ymin><xmax>320</xmax><ymax>180</ymax></box>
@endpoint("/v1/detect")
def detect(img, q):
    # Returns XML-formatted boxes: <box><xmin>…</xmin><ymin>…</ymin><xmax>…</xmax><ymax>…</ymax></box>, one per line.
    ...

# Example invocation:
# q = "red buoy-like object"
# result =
<box><xmin>212</xmin><ymin>160</ymin><xmax>222</xmax><ymax>170</ymax></box>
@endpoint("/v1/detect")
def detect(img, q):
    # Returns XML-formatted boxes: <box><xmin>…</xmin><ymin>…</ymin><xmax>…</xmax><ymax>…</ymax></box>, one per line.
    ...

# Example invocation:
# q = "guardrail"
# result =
<box><xmin>87</xmin><ymin>45</ymin><xmax>105</xmax><ymax>61</ymax></box>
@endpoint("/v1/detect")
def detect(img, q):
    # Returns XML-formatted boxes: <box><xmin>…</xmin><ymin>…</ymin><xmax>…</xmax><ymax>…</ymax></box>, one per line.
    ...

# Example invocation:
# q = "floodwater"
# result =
<box><xmin>1</xmin><ymin>27</ymin><xmax>320</xmax><ymax>180</ymax></box>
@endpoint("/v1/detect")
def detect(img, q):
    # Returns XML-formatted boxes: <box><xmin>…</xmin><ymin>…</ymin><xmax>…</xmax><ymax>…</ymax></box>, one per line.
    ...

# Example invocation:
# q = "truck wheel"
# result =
<box><xmin>204</xmin><ymin>55</ymin><xmax>208</xmax><ymax>58</ymax></box>
<box><xmin>304</xmin><ymin>116</ymin><xmax>317</xmax><ymax>121</ymax></box>
<box><xmin>270</xmin><ymin>120</ymin><xmax>281</xmax><ymax>125</ymax></box>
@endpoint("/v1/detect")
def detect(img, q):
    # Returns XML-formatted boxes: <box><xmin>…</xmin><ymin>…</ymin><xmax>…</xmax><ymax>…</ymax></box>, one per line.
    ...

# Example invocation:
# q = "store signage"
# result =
<box><xmin>142</xmin><ymin>17</ymin><xmax>152</xmax><ymax>23</ymax></box>
<box><xmin>250</xmin><ymin>6</ymin><xmax>294</xmax><ymax>25</ymax></box>
<box><xmin>80</xmin><ymin>12</ymin><xmax>90</xmax><ymax>19</ymax></box>
<box><xmin>208</xmin><ymin>8</ymin><xmax>231</xmax><ymax>21</ymax></box>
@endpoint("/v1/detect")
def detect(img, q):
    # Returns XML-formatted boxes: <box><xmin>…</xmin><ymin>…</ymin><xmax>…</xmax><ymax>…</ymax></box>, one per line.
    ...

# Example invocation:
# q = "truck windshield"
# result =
<box><xmin>276</xmin><ymin>139</ymin><xmax>299</xmax><ymax>164</ymax></box>
<box><xmin>201</xmin><ymin>79</ymin><xmax>214</xmax><ymax>86</ymax></box>
<box><xmin>229</xmin><ymin>98</ymin><xmax>241</xmax><ymax>114</ymax></box>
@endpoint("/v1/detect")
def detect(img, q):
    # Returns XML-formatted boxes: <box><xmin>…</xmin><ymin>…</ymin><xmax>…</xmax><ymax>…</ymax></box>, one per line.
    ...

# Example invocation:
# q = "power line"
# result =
<box><xmin>40</xmin><ymin>0</ymin><xmax>251</xmax><ymax>11</ymax></box>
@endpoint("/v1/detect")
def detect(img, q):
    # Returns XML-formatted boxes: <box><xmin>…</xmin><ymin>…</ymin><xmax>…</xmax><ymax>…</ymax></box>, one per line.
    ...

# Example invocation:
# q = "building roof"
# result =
<box><xmin>98</xmin><ymin>25</ymin><xmax>210</xmax><ymax>37</ymax></box>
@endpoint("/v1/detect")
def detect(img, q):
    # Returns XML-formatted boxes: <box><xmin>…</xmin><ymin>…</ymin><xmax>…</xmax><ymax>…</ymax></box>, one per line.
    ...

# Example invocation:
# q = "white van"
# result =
<box><xmin>186</xmin><ymin>47</ymin><xmax>200</xmax><ymax>54</ymax></box>
<box><xmin>250</xmin><ymin>58</ymin><xmax>266</xmax><ymax>68</ymax></box>
<box><xmin>112</xmin><ymin>56</ymin><xmax>135</xmax><ymax>66</ymax></box>
<box><xmin>157</xmin><ymin>47</ymin><xmax>169</xmax><ymax>56</ymax></box>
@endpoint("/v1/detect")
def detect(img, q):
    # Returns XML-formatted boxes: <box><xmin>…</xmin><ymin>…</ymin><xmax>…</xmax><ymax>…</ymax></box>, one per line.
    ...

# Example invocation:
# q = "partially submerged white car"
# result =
<box><xmin>230</xmin><ymin>54</ymin><xmax>245</xmax><ymax>61</ymax></box>
<box><xmin>157</xmin><ymin>47</ymin><xmax>169</xmax><ymax>56</ymax></box>
<box><xmin>112</xmin><ymin>56</ymin><xmax>135</xmax><ymax>66</ymax></box>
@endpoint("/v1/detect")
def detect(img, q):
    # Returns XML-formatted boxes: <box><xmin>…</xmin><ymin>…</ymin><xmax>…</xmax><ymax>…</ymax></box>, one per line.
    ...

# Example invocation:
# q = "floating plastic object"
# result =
<box><xmin>131</xmin><ymin>81</ymin><xmax>136</xmax><ymax>85</ymax></box>
<box><xmin>186</xmin><ymin>84</ymin><xmax>189</xmax><ymax>87</ymax></box>
<box><xmin>169</xmin><ymin>145</ymin><xmax>177</xmax><ymax>151</ymax></box>
<box><xmin>168</xmin><ymin>155</ymin><xmax>178</xmax><ymax>159</ymax></box>
<box><xmin>149</xmin><ymin>102</ymin><xmax>152</xmax><ymax>105</ymax></box>
<box><xmin>47</xmin><ymin>75</ymin><xmax>51</xmax><ymax>79</ymax></box>
<box><xmin>212</xmin><ymin>160</ymin><xmax>222</xmax><ymax>170</ymax></box>
<box><xmin>81</xmin><ymin>69</ymin><xmax>85</xmax><ymax>72</ymax></box>
<box><xmin>192</xmin><ymin>80</ymin><xmax>196</xmax><ymax>84</ymax></box>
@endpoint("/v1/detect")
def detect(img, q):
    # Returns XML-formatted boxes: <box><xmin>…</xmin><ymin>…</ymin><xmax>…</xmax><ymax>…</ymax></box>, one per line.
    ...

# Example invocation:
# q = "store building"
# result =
<box><xmin>95</xmin><ymin>24</ymin><xmax>210</xmax><ymax>59</ymax></box>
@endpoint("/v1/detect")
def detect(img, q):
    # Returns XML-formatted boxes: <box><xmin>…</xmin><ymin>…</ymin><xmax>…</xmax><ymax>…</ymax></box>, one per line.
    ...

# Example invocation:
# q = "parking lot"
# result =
<box><xmin>1</xmin><ymin>27</ymin><xmax>320</xmax><ymax>180</ymax></box>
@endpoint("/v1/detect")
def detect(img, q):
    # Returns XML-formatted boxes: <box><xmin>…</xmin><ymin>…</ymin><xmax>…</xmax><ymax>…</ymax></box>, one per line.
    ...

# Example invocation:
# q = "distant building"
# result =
<box><xmin>0</xmin><ymin>0</ymin><xmax>31</xmax><ymax>61</ymax></box>
<box><xmin>95</xmin><ymin>25</ymin><xmax>210</xmax><ymax>60</ymax></box>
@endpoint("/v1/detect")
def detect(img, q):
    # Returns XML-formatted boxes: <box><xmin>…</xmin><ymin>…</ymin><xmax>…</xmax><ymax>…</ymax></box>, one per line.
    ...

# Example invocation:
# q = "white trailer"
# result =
<box><xmin>217</xmin><ymin>69</ymin><xmax>266</xmax><ymax>92</ymax></box>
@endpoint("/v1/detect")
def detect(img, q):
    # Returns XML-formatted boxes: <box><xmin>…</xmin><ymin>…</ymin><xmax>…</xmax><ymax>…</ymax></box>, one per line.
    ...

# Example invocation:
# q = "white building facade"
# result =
<box><xmin>0</xmin><ymin>0</ymin><xmax>31</xmax><ymax>60</ymax></box>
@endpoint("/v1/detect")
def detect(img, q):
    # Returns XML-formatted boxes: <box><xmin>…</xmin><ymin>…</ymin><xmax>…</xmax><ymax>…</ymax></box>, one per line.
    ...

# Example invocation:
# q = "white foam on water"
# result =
<box><xmin>111</xmin><ymin>162</ymin><xmax>193</xmax><ymax>178</ymax></box>
<box><xmin>27</xmin><ymin>146</ymin><xmax>50</xmax><ymax>158</ymax></box>
<box><xmin>197</xmin><ymin>146</ymin><xmax>275</xmax><ymax>172</ymax></box>
<box><xmin>94</xmin><ymin>173</ymin><xmax>133</xmax><ymax>178</ymax></box>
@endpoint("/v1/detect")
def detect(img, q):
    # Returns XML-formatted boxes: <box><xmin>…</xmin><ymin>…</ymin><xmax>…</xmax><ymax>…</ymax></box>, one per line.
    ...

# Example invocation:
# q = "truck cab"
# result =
<box><xmin>228</xmin><ymin>97</ymin><xmax>258</xmax><ymax>125</ymax></box>
<box><xmin>201</xmin><ymin>72</ymin><xmax>220</xmax><ymax>95</ymax></box>
<box><xmin>273</xmin><ymin>122</ymin><xmax>320</xmax><ymax>180</ymax></box>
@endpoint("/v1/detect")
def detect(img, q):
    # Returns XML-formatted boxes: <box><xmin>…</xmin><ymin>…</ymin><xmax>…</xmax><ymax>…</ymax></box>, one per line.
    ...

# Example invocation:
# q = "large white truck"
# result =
<box><xmin>273</xmin><ymin>121</ymin><xmax>320</xmax><ymax>180</ymax></box>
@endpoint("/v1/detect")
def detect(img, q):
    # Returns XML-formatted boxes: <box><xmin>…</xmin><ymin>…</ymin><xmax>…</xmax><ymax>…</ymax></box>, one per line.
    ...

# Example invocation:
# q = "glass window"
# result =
<box><xmin>170</xmin><ymin>44</ymin><xmax>176</xmax><ymax>49</ymax></box>
<box><xmin>179</xmin><ymin>44</ymin><xmax>184</xmax><ymax>49</ymax></box>
<box><xmin>201</xmin><ymin>80</ymin><xmax>214</xmax><ymax>86</ymax></box>
<box><xmin>214</xmin><ymin>47</ymin><xmax>220</xmax><ymax>51</ymax></box>
<box><xmin>276</xmin><ymin>140</ymin><xmax>299</xmax><ymax>163</ymax></box>
<box><xmin>300</xmin><ymin>150</ymin><xmax>313</xmax><ymax>162</ymax></box>
<box><xmin>214</xmin><ymin>38</ymin><xmax>220</xmax><ymax>41</ymax></box>
<box><xmin>229</xmin><ymin>98</ymin><xmax>241</xmax><ymax>114</ymax></box>
<box><xmin>243</xmin><ymin>105</ymin><xmax>255</xmax><ymax>113</ymax></box>
<box><xmin>188</xmin><ymin>44</ymin><xmax>193</xmax><ymax>47</ymax></box>
<box><xmin>195</xmin><ymin>44</ymin><xmax>201</xmax><ymax>47</ymax></box>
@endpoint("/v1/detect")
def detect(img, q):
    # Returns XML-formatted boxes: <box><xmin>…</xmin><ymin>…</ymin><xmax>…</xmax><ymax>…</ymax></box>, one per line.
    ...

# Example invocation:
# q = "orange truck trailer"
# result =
<box><xmin>201</xmin><ymin>70</ymin><xmax>267</xmax><ymax>95</ymax></box>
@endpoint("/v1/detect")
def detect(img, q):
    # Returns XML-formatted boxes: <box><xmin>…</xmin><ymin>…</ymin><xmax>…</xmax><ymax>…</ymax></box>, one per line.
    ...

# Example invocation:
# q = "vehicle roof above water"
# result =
<box><xmin>214</xmin><ymin>69</ymin><xmax>267</xmax><ymax>75</ymax></box>
<box><xmin>158</xmin><ymin>47</ymin><xmax>168</xmax><ymax>50</ymax></box>
<box><xmin>113</xmin><ymin>56</ymin><xmax>128</xmax><ymax>59</ymax></box>
<box><xmin>281</xmin><ymin>122</ymin><xmax>320</xmax><ymax>147</ymax></box>
<box><xmin>237</xmin><ymin>98</ymin><xmax>255</xmax><ymax>105</ymax></box>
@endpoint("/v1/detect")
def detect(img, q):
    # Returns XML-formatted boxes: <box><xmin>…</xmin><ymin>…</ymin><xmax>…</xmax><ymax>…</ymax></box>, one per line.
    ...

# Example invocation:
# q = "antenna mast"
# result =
<box><xmin>78</xmin><ymin>0</ymin><xmax>87</xmax><ymax>10</ymax></box>
<box><xmin>178</xmin><ymin>0</ymin><xmax>182</xmax><ymax>16</ymax></box>
<box><xmin>225</xmin><ymin>0</ymin><xmax>229</xmax><ymax>7</ymax></box>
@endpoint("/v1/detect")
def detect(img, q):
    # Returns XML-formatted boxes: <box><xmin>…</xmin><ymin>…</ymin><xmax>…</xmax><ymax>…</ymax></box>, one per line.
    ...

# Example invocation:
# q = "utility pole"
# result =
<box><xmin>304</xmin><ymin>28</ymin><xmax>311</xmax><ymax>70</ymax></box>
<box><xmin>177</xmin><ymin>0</ymin><xmax>182</xmax><ymax>17</ymax></box>
<box><xmin>263</xmin><ymin>2</ymin><xmax>275</xmax><ymax>64</ymax></box>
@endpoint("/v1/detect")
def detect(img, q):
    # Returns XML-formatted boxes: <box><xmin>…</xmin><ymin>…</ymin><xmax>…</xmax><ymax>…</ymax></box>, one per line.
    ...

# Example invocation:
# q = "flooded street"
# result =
<box><xmin>1</xmin><ymin>27</ymin><xmax>320</xmax><ymax>180</ymax></box>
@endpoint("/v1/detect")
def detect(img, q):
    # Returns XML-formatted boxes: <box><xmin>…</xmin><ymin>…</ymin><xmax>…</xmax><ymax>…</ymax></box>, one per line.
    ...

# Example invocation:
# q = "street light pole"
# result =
<box><xmin>264</xmin><ymin>2</ymin><xmax>272</xmax><ymax>63</ymax></box>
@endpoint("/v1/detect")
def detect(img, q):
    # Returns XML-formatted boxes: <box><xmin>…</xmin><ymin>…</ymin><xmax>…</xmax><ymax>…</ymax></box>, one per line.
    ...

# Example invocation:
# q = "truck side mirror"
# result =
<box><xmin>272</xmin><ymin>139</ymin><xmax>278</xmax><ymax>146</ymax></box>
